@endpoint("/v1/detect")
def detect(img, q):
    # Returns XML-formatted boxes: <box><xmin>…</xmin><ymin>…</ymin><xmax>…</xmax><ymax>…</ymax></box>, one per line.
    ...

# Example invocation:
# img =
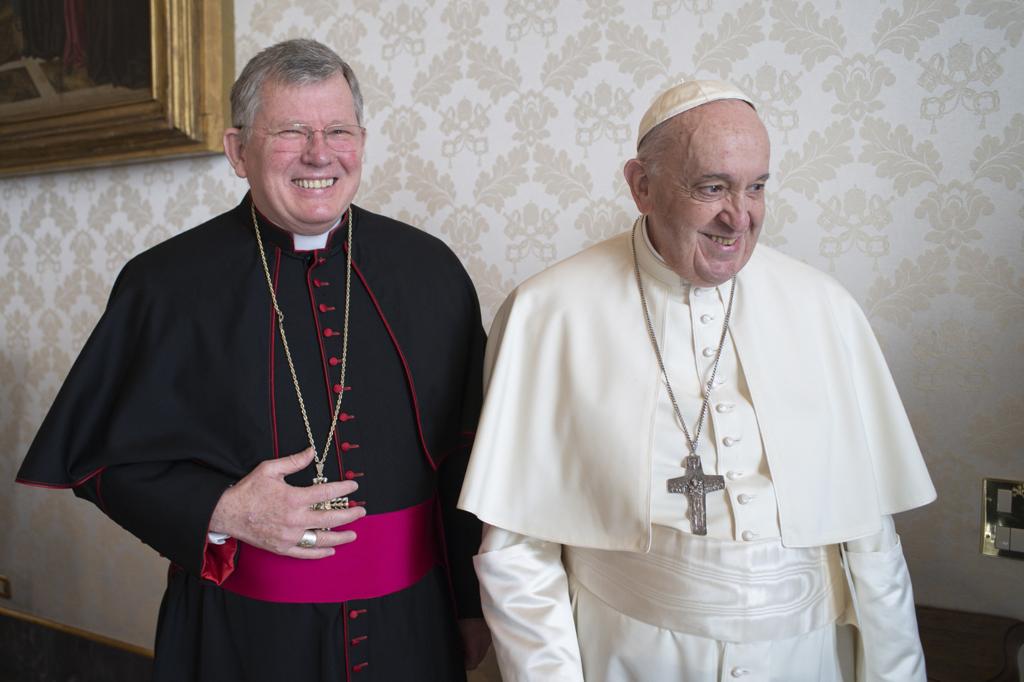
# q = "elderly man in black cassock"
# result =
<box><xmin>18</xmin><ymin>39</ymin><xmax>490</xmax><ymax>681</ymax></box>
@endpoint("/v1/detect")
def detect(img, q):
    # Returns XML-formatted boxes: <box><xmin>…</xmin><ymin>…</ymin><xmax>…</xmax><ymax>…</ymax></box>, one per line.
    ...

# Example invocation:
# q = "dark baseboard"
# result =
<box><xmin>0</xmin><ymin>606</ymin><xmax>152</xmax><ymax>682</ymax></box>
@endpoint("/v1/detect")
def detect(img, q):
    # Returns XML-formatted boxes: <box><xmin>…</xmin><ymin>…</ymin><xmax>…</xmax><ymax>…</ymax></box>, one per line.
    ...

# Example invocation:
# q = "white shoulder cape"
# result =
<box><xmin>459</xmin><ymin>230</ymin><xmax>935</xmax><ymax>550</ymax></box>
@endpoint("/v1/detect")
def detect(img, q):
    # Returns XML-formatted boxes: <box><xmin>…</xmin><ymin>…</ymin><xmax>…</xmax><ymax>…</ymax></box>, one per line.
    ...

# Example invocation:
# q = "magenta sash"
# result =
<box><xmin>219</xmin><ymin>497</ymin><xmax>440</xmax><ymax>603</ymax></box>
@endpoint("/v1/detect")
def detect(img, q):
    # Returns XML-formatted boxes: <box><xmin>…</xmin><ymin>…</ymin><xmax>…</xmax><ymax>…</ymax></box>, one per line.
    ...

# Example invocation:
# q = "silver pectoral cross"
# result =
<box><xmin>668</xmin><ymin>455</ymin><xmax>725</xmax><ymax>536</ymax></box>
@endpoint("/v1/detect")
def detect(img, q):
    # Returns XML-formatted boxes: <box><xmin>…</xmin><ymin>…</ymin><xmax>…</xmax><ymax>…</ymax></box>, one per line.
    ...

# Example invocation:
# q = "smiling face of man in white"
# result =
<box><xmin>223</xmin><ymin>73</ymin><xmax>364</xmax><ymax>236</ymax></box>
<box><xmin>624</xmin><ymin>98</ymin><xmax>771</xmax><ymax>287</ymax></box>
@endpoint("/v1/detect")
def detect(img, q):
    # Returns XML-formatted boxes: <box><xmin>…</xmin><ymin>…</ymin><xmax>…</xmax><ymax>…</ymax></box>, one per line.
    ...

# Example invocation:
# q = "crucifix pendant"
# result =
<box><xmin>667</xmin><ymin>455</ymin><xmax>725</xmax><ymax>536</ymax></box>
<box><xmin>310</xmin><ymin>476</ymin><xmax>349</xmax><ymax>511</ymax></box>
<box><xmin>311</xmin><ymin>497</ymin><xmax>349</xmax><ymax>511</ymax></box>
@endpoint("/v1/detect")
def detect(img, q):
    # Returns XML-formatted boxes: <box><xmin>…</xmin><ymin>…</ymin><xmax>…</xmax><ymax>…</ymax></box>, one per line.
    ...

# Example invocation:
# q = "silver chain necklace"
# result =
<box><xmin>631</xmin><ymin>219</ymin><xmax>735</xmax><ymax>535</ymax></box>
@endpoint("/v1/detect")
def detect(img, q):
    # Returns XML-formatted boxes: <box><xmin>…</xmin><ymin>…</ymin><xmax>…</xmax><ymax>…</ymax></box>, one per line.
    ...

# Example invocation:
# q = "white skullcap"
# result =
<box><xmin>636</xmin><ymin>79</ymin><xmax>755</xmax><ymax>149</ymax></box>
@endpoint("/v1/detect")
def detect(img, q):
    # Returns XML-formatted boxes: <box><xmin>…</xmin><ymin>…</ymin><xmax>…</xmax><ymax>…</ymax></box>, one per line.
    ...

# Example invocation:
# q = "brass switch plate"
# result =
<box><xmin>982</xmin><ymin>478</ymin><xmax>1024</xmax><ymax>560</ymax></box>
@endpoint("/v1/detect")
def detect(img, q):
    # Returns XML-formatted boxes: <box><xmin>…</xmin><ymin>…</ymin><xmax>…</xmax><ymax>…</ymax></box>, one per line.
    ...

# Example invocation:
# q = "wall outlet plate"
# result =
<box><xmin>981</xmin><ymin>478</ymin><xmax>1024</xmax><ymax>560</ymax></box>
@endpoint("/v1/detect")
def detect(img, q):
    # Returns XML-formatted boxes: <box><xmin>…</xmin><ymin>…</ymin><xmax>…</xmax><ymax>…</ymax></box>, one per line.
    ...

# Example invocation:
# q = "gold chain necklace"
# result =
<box><xmin>251</xmin><ymin>202</ymin><xmax>352</xmax><ymax>510</ymax></box>
<box><xmin>631</xmin><ymin>219</ymin><xmax>734</xmax><ymax>535</ymax></box>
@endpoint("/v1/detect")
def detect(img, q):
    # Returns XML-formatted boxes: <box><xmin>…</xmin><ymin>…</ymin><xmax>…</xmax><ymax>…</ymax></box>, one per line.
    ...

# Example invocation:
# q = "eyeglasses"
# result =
<box><xmin>260</xmin><ymin>124</ymin><xmax>365</xmax><ymax>152</ymax></box>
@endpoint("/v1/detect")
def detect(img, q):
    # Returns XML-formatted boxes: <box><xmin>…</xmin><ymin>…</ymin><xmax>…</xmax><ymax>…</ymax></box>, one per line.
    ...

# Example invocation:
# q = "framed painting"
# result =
<box><xmin>0</xmin><ymin>0</ymin><xmax>233</xmax><ymax>177</ymax></box>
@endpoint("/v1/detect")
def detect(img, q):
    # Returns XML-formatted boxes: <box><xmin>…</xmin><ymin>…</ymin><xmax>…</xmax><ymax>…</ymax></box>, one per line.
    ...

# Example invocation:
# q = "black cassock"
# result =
<box><xmin>17</xmin><ymin>198</ymin><xmax>485</xmax><ymax>681</ymax></box>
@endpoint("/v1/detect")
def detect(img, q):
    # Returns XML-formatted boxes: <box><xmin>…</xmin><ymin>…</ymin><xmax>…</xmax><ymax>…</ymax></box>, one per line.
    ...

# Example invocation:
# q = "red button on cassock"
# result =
<box><xmin>341</xmin><ymin>442</ymin><xmax>360</xmax><ymax>452</ymax></box>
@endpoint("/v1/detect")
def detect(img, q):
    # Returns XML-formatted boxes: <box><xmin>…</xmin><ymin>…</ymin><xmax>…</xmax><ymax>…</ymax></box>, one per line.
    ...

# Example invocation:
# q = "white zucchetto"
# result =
<box><xmin>636</xmin><ymin>80</ymin><xmax>755</xmax><ymax>149</ymax></box>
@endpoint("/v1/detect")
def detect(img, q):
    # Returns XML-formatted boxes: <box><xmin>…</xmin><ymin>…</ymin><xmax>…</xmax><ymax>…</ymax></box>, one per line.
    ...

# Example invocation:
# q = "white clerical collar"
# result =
<box><xmin>292</xmin><ymin>216</ymin><xmax>343</xmax><ymax>251</ymax></box>
<box><xmin>640</xmin><ymin>216</ymin><xmax>668</xmax><ymax>264</ymax></box>
<box><xmin>636</xmin><ymin>215</ymin><xmax>689</xmax><ymax>291</ymax></box>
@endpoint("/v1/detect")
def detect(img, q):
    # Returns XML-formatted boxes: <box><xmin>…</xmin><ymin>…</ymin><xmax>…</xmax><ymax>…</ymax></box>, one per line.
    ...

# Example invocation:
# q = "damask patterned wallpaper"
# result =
<box><xmin>2</xmin><ymin>0</ymin><xmax>1021</xmax><ymax>666</ymax></box>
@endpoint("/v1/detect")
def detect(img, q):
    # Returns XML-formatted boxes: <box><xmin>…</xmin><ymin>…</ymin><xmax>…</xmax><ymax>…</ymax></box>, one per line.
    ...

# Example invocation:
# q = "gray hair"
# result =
<box><xmin>635</xmin><ymin>117</ymin><xmax>678</xmax><ymax>179</ymax></box>
<box><xmin>230</xmin><ymin>39</ymin><xmax>364</xmax><ymax>137</ymax></box>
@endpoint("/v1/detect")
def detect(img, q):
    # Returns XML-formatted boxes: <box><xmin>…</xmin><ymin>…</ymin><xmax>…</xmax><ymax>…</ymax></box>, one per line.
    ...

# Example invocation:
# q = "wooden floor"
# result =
<box><xmin>2</xmin><ymin>603</ymin><xmax>1020</xmax><ymax>680</ymax></box>
<box><xmin>917</xmin><ymin>606</ymin><xmax>1024</xmax><ymax>682</ymax></box>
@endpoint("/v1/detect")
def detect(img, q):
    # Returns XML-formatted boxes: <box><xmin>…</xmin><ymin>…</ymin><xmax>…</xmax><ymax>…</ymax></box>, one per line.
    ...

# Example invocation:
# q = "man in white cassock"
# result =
<box><xmin>458</xmin><ymin>80</ymin><xmax>936</xmax><ymax>682</ymax></box>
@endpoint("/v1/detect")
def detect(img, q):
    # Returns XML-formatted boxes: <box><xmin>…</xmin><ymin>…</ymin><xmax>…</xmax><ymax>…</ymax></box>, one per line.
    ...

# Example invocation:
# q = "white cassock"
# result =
<box><xmin>459</xmin><ymin>221</ymin><xmax>936</xmax><ymax>682</ymax></box>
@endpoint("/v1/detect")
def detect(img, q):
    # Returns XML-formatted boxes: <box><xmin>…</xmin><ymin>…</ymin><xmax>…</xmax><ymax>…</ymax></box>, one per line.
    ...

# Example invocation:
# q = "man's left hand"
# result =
<box><xmin>458</xmin><ymin>617</ymin><xmax>491</xmax><ymax>670</ymax></box>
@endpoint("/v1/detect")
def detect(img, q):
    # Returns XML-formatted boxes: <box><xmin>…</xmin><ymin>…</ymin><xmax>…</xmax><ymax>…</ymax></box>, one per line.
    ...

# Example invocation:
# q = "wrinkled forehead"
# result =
<box><xmin>683</xmin><ymin>99</ymin><xmax>768</xmax><ymax>140</ymax></box>
<box><xmin>674</xmin><ymin>101</ymin><xmax>771</xmax><ymax>176</ymax></box>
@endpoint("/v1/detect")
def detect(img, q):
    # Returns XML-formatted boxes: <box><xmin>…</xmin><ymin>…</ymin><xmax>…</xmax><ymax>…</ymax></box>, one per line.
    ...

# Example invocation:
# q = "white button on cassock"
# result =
<box><xmin>716</xmin><ymin>402</ymin><xmax>735</xmax><ymax>413</ymax></box>
<box><xmin>723</xmin><ymin>436</ymin><xmax>741</xmax><ymax>446</ymax></box>
<box><xmin>737</xmin><ymin>493</ymin><xmax>753</xmax><ymax>505</ymax></box>
<box><xmin>700</xmin><ymin>313</ymin><xmax>714</xmax><ymax>324</ymax></box>
<box><xmin>726</xmin><ymin>470</ymin><xmax>744</xmax><ymax>480</ymax></box>
<box><xmin>731</xmin><ymin>667</ymin><xmax>749</xmax><ymax>677</ymax></box>
<box><xmin>702</xmin><ymin>347</ymin><xmax>716</xmax><ymax>357</ymax></box>
<box><xmin>741</xmin><ymin>530</ymin><xmax>758</xmax><ymax>541</ymax></box>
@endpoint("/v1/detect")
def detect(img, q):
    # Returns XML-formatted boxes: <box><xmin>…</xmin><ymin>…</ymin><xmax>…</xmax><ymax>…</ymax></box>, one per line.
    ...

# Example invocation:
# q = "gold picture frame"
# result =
<box><xmin>0</xmin><ymin>0</ymin><xmax>233</xmax><ymax>178</ymax></box>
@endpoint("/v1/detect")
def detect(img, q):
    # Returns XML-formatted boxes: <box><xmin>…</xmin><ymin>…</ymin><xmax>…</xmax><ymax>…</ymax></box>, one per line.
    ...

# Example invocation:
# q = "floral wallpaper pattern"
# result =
<box><xmin>2</xmin><ymin>2</ymin><xmax>1021</xmax><ymax>673</ymax></box>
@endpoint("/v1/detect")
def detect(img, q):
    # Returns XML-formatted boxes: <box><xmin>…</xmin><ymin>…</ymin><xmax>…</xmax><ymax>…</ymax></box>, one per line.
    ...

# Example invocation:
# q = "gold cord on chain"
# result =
<box><xmin>251</xmin><ymin>203</ymin><xmax>353</xmax><ymax>508</ymax></box>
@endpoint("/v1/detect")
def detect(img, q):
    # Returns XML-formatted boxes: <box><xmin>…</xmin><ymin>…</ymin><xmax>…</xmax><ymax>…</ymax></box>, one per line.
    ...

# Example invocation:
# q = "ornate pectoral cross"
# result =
<box><xmin>668</xmin><ymin>455</ymin><xmax>725</xmax><ymax>536</ymax></box>
<box><xmin>311</xmin><ymin>497</ymin><xmax>350</xmax><ymax>511</ymax></box>
<box><xmin>310</xmin><ymin>476</ymin><xmax>349</xmax><ymax>511</ymax></box>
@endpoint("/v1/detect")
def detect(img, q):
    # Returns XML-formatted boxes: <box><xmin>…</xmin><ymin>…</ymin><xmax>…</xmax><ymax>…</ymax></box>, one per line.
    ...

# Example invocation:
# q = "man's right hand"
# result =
<box><xmin>208</xmin><ymin>448</ymin><xmax>366</xmax><ymax>558</ymax></box>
